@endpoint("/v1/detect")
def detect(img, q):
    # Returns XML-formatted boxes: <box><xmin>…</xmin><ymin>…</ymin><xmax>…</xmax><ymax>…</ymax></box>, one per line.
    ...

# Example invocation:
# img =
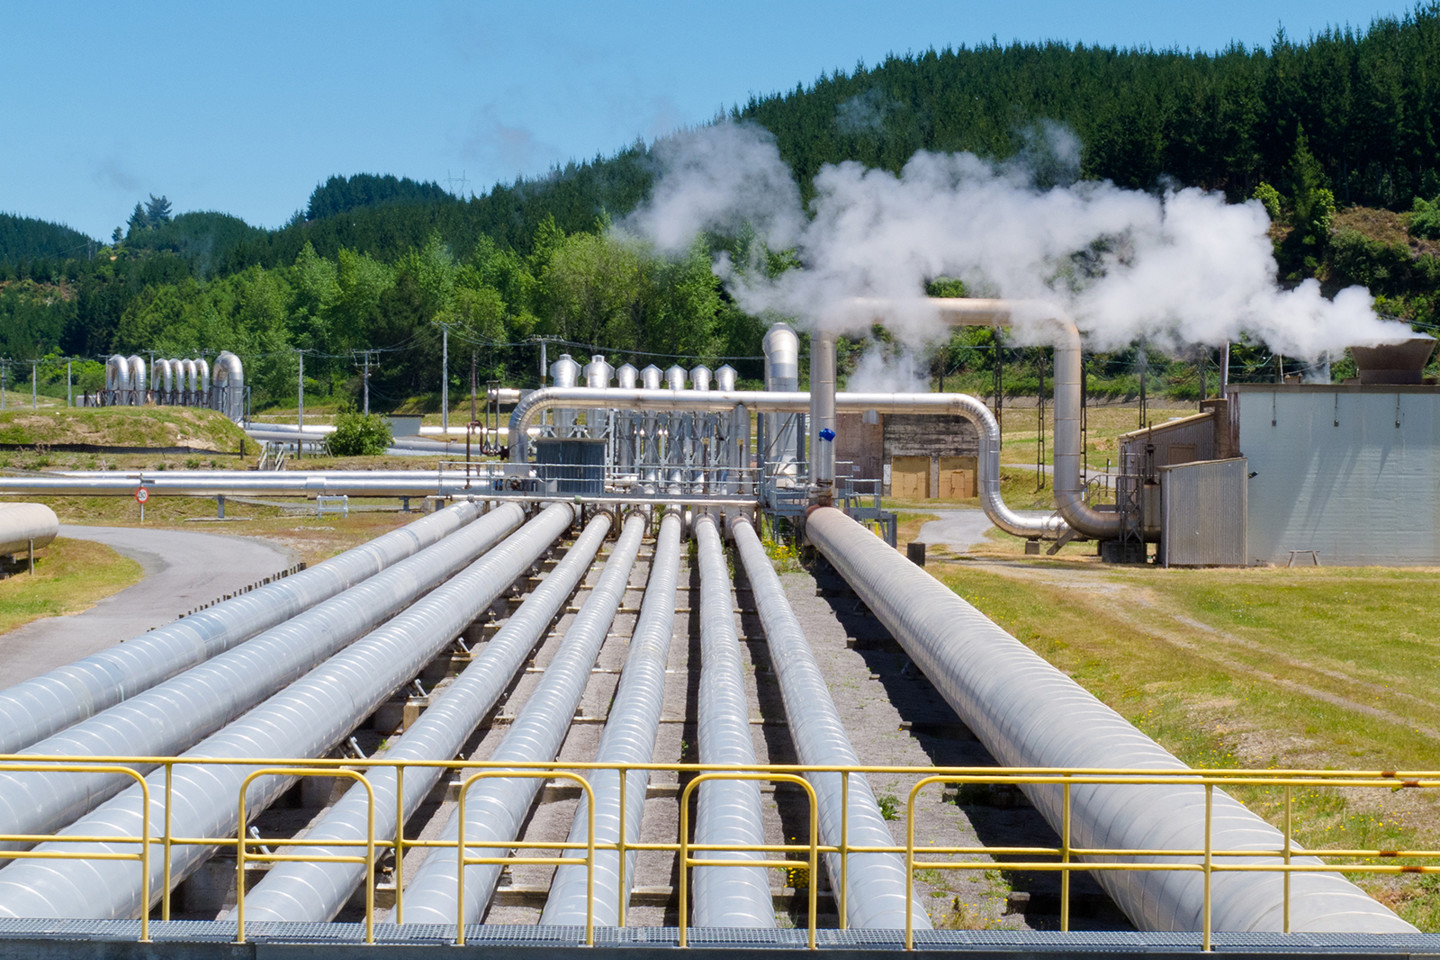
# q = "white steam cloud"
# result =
<box><xmin>846</xmin><ymin>344</ymin><xmax>931</xmax><ymax>393</ymax></box>
<box><xmin>622</xmin><ymin>121</ymin><xmax>1412</xmax><ymax>360</ymax></box>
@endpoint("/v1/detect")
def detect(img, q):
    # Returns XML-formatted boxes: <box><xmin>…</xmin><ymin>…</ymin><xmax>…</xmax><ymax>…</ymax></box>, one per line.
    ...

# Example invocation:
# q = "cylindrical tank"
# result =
<box><xmin>762</xmin><ymin>323</ymin><xmax>801</xmax><ymax>476</ymax></box>
<box><xmin>664</xmin><ymin>365</ymin><xmax>687</xmax><ymax>391</ymax></box>
<box><xmin>550</xmin><ymin>354</ymin><xmax>581</xmax><ymax>435</ymax></box>
<box><xmin>639</xmin><ymin>365</ymin><xmax>662</xmax><ymax>390</ymax></box>
<box><xmin>583</xmin><ymin>355</ymin><xmax>613</xmax><ymax>389</ymax></box>
<box><xmin>715</xmin><ymin>364</ymin><xmax>738</xmax><ymax>392</ymax></box>
<box><xmin>615</xmin><ymin>364</ymin><xmax>638</xmax><ymax>389</ymax></box>
<box><xmin>690</xmin><ymin>364</ymin><xmax>712</xmax><ymax>391</ymax></box>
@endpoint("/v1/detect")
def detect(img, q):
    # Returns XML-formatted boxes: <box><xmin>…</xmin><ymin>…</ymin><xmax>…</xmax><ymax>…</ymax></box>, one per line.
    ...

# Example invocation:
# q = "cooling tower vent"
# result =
<box><xmin>1350</xmin><ymin>337</ymin><xmax>1436</xmax><ymax>385</ymax></box>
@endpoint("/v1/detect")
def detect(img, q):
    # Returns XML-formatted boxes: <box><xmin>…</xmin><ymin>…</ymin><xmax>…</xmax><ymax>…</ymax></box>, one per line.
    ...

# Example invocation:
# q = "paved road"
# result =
<box><xmin>0</xmin><ymin>525</ymin><xmax>297</xmax><ymax>684</ymax></box>
<box><xmin>910</xmin><ymin>507</ymin><xmax>1058</xmax><ymax>553</ymax></box>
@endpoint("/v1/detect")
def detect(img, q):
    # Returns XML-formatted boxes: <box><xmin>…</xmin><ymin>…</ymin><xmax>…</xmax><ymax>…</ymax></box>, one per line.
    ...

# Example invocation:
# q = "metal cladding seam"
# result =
<box><xmin>803</xmin><ymin>506</ymin><xmax>1414</xmax><ymax>934</ymax></box>
<box><xmin>540</xmin><ymin>509</ymin><xmax>683</xmax><ymax>926</ymax></box>
<box><xmin>0</xmin><ymin>502</ymin><xmax>575</xmax><ymax>920</ymax></box>
<box><xmin>397</xmin><ymin>512</ymin><xmax>647</xmax><ymax>925</ymax></box>
<box><xmin>691</xmin><ymin>513</ymin><xmax>773</xmax><ymax>928</ymax></box>
<box><xmin>731</xmin><ymin>516</ymin><xmax>929</xmax><ymax>932</ymax></box>
<box><xmin>0</xmin><ymin>501</ymin><xmax>524</xmax><ymax>847</ymax></box>
<box><xmin>0</xmin><ymin>502</ymin><xmax>479</xmax><ymax>754</ymax></box>
<box><xmin>236</xmin><ymin>509</ymin><xmax>614</xmax><ymax>922</ymax></box>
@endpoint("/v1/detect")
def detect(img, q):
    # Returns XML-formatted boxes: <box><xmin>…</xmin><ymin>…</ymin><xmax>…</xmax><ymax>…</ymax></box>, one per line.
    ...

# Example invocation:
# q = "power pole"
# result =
<box><xmin>298</xmin><ymin>349</ymin><xmax>305</xmax><ymax>428</ymax></box>
<box><xmin>66</xmin><ymin>360</ymin><xmax>72</xmax><ymax>408</ymax></box>
<box><xmin>362</xmin><ymin>350</ymin><xmax>372</xmax><ymax>415</ymax></box>
<box><xmin>31</xmin><ymin>361</ymin><xmax>37</xmax><ymax>409</ymax></box>
<box><xmin>438</xmin><ymin>323</ymin><xmax>450</xmax><ymax>433</ymax></box>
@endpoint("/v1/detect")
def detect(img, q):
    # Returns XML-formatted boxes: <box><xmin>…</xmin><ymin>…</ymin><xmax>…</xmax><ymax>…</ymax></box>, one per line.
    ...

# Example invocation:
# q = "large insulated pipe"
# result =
<box><xmin>804</xmin><ymin>506</ymin><xmax>1412</xmax><ymax>933</ymax></box>
<box><xmin>235</xmin><ymin>507</ymin><xmax>608</xmax><ymax>922</ymax></box>
<box><xmin>763</xmin><ymin>323</ymin><xmax>802</xmax><ymax>469</ymax></box>
<box><xmin>0</xmin><ymin>504</ymin><xmax>575</xmax><ymax>921</ymax></box>
<box><xmin>212</xmin><ymin>350</ymin><xmax>243</xmax><ymax>420</ymax></box>
<box><xmin>810</xmin><ymin>330</ymin><xmax>837</xmax><ymax>501</ymax></box>
<box><xmin>731</xmin><ymin>516</ymin><xmax>928</xmax><ymax>931</ymax></box>
<box><xmin>507</xmin><ymin>388</ymin><xmax>1060</xmax><ymax>539</ymax></box>
<box><xmin>126</xmin><ymin>356</ymin><xmax>145</xmax><ymax>404</ymax></box>
<box><xmin>541</xmin><ymin>509</ymin><xmax>683</xmax><ymax>925</ymax></box>
<box><xmin>0</xmin><ymin>503</ymin><xmax>524</xmax><ymax>843</ymax></box>
<box><xmin>836</xmin><ymin>297</ymin><xmax>1120</xmax><ymax>540</ymax></box>
<box><xmin>153</xmin><ymin>359</ymin><xmax>172</xmax><ymax>399</ymax></box>
<box><xmin>691</xmin><ymin>514</ymin><xmax>773</xmax><ymax>927</ymax></box>
<box><xmin>195</xmin><ymin>358</ymin><xmax>210</xmax><ymax>396</ymax></box>
<box><xmin>397</xmin><ymin>512</ymin><xmax>648</xmax><ymax>925</ymax></box>
<box><xmin>0</xmin><ymin>503</ymin><xmax>478</xmax><ymax>754</ymax></box>
<box><xmin>105</xmin><ymin>355</ymin><xmax>128</xmax><ymax>395</ymax></box>
<box><xmin>0</xmin><ymin>504</ymin><xmax>58</xmax><ymax>557</ymax></box>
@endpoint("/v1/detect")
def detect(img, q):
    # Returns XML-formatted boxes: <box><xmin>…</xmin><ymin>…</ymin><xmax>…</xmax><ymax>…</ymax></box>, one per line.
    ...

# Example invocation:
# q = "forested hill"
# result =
<box><xmin>2</xmin><ymin>5</ymin><xmax>1439</xmax><ymax>411</ymax></box>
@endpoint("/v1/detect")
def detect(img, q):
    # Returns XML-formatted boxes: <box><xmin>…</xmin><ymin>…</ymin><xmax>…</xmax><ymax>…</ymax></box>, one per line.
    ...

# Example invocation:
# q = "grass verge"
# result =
<box><xmin>928</xmin><ymin>557</ymin><xmax>1440</xmax><ymax>927</ymax></box>
<box><xmin>0</xmin><ymin>538</ymin><xmax>143</xmax><ymax>633</ymax></box>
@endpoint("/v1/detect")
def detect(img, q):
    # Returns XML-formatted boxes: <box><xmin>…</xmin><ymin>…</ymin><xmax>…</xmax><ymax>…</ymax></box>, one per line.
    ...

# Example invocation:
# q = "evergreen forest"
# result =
<box><xmin>4</xmin><ymin>5</ymin><xmax>1440</xmax><ymax>410</ymax></box>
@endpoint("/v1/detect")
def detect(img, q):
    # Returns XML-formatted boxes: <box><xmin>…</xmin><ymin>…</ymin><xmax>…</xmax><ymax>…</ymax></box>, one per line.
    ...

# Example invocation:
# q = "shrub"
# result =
<box><xmin>328</xmin><ymin>410</ymin><xmax>392</xmax><ymax>457</ymax></box>
<box><xmin>1408</xmin><ymin>195</ymin><xmax>1440</xmax><ymax>241</ymax></box>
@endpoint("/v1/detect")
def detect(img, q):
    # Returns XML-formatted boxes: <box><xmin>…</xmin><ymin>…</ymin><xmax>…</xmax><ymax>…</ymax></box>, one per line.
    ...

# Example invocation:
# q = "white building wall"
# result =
<box><xmin>1237</xmin><ymin>386</ymin><xmax>1440</xmax><ymax>565</ymax></box>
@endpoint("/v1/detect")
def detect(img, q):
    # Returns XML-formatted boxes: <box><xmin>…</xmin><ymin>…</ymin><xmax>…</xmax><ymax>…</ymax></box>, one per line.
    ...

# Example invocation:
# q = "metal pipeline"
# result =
<box><xmin>212</xmin><ymin>351</ymin><xmax>243</xmax><ymax>420</ymax></box>
<box><xmin>0</xmin><ymin>503</ymin><xmax>480</xmax><ymax>754</ymax></box>
<box><xmin>0</xmin><ymin>503</ymin><xmax>525</xmax><ymax>844</ymax></box>
<box><xmin>0</xmin><ymin>504</ymin><xmax>575</xmax><ymax>920</ymax></box>
<box><xmin>397</xmin><ymin>511</ymin><xmax>647</xmax><ymax>925</ymax></box>
<box><xmin>731</xmin><ymin>516</ymin><xmax>928</xmax><ymax>931</ymax></box>
<box><xmin>810</xmin><ymin>330</ymin><xmax>837</xmax><ymax>502</ymax></box>
<box><xmin>0</xmin><ymin>504</ymin><xmax>58</xmax><ymax>557</ymax></box>
<box><xmin>833</xmin><ymin>297</ymin><xmax>1125</xmax><ymax>540</ymax></box>
<box><xmin>803</xmin><ymin>506</ymin><xmax>1412</xmax><ymax>933</ymax></box>
<box><xmin>235</xmin><ymin>507</ymin><xmax>610</xmax><ymax>922</ymax></box>
<box><xmin>541</xmin><ymin>509</ymin><xmax>683</xmax><ymax>926</ymax></box>
<box><xmin>0</xmin><ymin>474</ymin><xmax>497</xmax><ymax>498</ymax></box>
<box><xmin>507</xmin><ymin>387</ymin><xmax>1060</xmax><ymax>539</ymax></box>
<box><xmin>692</xmin><ymin>514</ymin><xmax>773</xmax><ymax>928</ymax></box>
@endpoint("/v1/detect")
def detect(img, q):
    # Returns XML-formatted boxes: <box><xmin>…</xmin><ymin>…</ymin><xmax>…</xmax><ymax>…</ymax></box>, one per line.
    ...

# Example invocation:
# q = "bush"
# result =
<box><xmin>1408</xmin><ymin>195</ymin><xmax>1440</xmax><ymax>240</ymax></box>
<box><xmin>327</xmin><ymin>410</ymin><xmax>392</xmax><ymax>456</ymax></box>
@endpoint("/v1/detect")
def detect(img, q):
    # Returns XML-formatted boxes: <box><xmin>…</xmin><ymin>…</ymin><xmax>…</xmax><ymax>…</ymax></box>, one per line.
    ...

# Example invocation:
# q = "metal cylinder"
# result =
<box><xmin>810</xmin><ymin>330</ymin><xmax>837</xmax><ymax>498</ymax></box>
<box><xmin>715</xmin><ymin>364</ymin><xmax>737</xmax><ymax>392</ymax></box>
<box><xmin>0</xmin><ymin>504</ymin><xmax>574</xmax><ymax>921</ymax></box>
<box><xmin>732</xmin><ymin>516</ymin><xmax>928</xmax><ymax>931</ymax></box>
<box><xmin>690</xmin><ymin>365</ymin><xmax>712</xmax><ymax>391</ymax></box>
<box><xmin>804</xmin><ymin>506</ymin><xmax>1412</xmax><ymax>934</ymax></box>
<box><xmin>0</xmin><ymin>503</ymin><xmax>525</xmax><ymax>844</ymax></box>
<box><xmin>664</xmin><ymin>365</ymin><xmax>687</xmax><ymax>391</ymax></box>
<box><xmin>396</xmin><ymin>511</ymin><xmax>648</xmax><ymax>925</ymax></box>
<box><xmin>0</xmin><ymin>504</ymin><xmax>58</xmax><ymax>556</ymax></box>
<box><xmin>541</xmin><ymin>509</ymin><xmax>683</xmax><ymax>925</ymax></box>
<box><xmin>236</xmin><ymin>506</ymin><xmax>603</xmax><ymax>922</ymax></box>
<box><xmin>0</xmin><ymin>503</ymin><xmax>481</xmax><ymax>754</ymax></box>
<box><xmin>615</xmin><ymin>364</ymin><xmax>638</xmax><ymax>389</ymax></box>
<box><xmin>584</xmin><ymin>355</ymin><xmax>613</xmax><ymax>389</ymax></box>
<box><xmin>691</xmin><ymin>514</ymin><xmax>773</xmax><ymax>927</ymax></box>
<box><xmin>212</xmin><ymin>351</ymin><xmax>243</xmax><ymax>420</ymax></box>
<box><xmin>126</xmin><ymin>356</ymin><xmax>145</xmax><ymax>404</ymax></box>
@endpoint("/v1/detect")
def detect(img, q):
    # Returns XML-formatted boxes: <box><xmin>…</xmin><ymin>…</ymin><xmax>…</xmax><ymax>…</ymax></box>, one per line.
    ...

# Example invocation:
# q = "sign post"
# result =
<box><xmin>135</xmin><ymin>486</ymin><xmax>149</xmax><ymax>523</ymax></box>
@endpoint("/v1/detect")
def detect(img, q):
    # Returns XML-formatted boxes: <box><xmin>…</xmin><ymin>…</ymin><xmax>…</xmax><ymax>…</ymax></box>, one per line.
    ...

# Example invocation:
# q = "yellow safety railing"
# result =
<box><xmin>1</xmin><ymin>755</ymin><xmax>1437</xmax><ymax>952</ymax></box>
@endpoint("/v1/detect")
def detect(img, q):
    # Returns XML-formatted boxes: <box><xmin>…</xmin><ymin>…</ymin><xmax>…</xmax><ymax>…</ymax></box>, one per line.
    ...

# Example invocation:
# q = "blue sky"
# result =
<box><xmin>0</xmin><ymin>0</ymin><xmax>1418</xmax><ymax>240</ymax></box>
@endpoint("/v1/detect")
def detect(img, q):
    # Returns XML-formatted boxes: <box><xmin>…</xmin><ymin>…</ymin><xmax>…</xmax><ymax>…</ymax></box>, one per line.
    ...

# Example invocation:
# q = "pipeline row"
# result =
<box><xmin>0</xmin><ymin>507</ymin><xmax>1414</xmax><ymax>934</ymax></box>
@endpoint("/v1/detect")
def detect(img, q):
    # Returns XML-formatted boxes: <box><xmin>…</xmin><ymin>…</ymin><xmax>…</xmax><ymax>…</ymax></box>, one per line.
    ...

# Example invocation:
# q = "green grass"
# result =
<box><xmin>929</xmin><ymin>559</ymin><xmax>1440</xmax><ymax>927</ymax></box>
<box><xmin>0</xmin><ymin>537</ymin><xmax>143</xmax><ymax>633</ymax></box>
<box><xmin>0</xmin><ymin>407</ymin><xmax>248</xmax><ymax>452</ymax></box>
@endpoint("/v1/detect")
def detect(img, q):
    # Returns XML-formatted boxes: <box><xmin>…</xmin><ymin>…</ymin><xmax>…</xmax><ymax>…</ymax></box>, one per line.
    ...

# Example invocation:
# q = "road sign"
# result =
<box><xmin>135</xmin><ymin>487</ymin><xmax>149</xmax><ymax>504</ymax></box>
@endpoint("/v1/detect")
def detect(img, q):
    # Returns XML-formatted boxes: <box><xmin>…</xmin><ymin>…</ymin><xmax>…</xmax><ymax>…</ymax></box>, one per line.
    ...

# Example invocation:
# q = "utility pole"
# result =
<box><xmin>31</xmin><ymin>361</ymin><xmax>37</xmax><ymax>409</ymax></box>
<box><xmin>66</xmin><ymin>360</ymin><xmax>72</xmax><ymax>408</ymax></box>
<box><xmin>439</xmin><ymin>323</ymin><xmax>450</xmax><ymax>433</ymax></box>
<box><xmin>539</xmin><ymin>339</ymin><xmax>548</xmax><ymax>386</ymax></box>
<box><xmin>298</xmin><ymin>349</ymin><xmax>305</xmax><ymax>427</ymax></box>
<box><xmin>361</xmin><ymin>350</ymin><xmax>372</xmax><ymax>415</ymax></box>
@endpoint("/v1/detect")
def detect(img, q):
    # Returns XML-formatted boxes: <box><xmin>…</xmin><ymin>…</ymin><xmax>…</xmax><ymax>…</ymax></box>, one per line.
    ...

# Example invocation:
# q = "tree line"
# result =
<box><xmin>2</xmin><ymin>4</ymin><xmax>1439</xmax><ymax>408</ymax></box>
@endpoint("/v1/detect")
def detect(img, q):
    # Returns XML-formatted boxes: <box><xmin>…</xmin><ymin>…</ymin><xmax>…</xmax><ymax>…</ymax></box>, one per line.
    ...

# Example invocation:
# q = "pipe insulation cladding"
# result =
<box><xmin>541</xmin><ymin>509</ymin><xmax>683</xmax><ymax>926</ymax></box>
<box><xmin>0</xmin><ymin>503</ymin><xmax>576</xmax><ymax>920</ymax></box>
<box><xmin>0</xmin><ymin>502</ymin><xmax>525</xmax><ymax>845</ymax></box>
<box><xmin>237</xmin><ymin>509</ymin><xmax>615</xmax><ymax>923</ymax></box>
<box><xmin>397</xmin><ymin>511</ymin><xmax>648</xmax><ymax>925</ymax></box>
<box><xmin>0</xmin><ymin>502</ymin><xmax>482</xmax><ymax>755</ymax></box>
<box><xmin>0</xmin><ymin>504</ymin><xmax>58</xmax><ymax>557</ymax></box>
<box><xmin>691</xmin><ymin>513</ymin><xmax>774</xmax><ymax>928</ymax></box>
<box><xmin>803</xmin><ymin>506</ymin><xmax>1414</xmax><ymax>934</ymax></box>
<box><xmin>732</xmin><ymin>516</ymin><xmax>929</xmax><ymax>932</ymax></box>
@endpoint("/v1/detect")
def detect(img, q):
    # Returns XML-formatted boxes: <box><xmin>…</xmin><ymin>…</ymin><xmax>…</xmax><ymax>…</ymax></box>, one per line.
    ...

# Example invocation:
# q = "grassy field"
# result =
<box><xmin>995</xmin><ymin>401</ymin><xmax>1196</xmax><ymax>470</ymax></box>
<box><xmin>921</xmin><ymin>554</ymin><xmax>1440</xmax><ymax>927</ymax></box>
<box><xmin>0</xmin><ymin>407</ymin><xmax>249</xmax><ymax>453</ymax></box>
<box><xmin>0</xmin><ymin>537</ymin><xmax>143</xmax><ymax>633</ymax></box>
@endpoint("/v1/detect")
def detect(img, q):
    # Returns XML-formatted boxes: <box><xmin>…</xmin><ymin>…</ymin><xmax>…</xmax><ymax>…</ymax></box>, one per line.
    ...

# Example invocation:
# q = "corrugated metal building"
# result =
<box><xmin>1229</xmin><ymin>383</ymin><xmax>1440</xmax><ymax>566</ymax></box>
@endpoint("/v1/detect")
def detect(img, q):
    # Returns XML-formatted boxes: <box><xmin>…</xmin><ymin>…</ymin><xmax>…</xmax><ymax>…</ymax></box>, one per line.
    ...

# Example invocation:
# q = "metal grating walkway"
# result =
<box><xmin>0</xmin><ymin>921</ymin><xmax>1437</xmax><ymax>958</ymax></box>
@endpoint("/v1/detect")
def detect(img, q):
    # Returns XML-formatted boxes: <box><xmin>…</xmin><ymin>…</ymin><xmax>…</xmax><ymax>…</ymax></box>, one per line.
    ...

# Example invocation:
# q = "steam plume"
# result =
<box><xmin>623</xmin><ymin>121</ymin><xmax>1411</xmax><ymax>359</ymax></box>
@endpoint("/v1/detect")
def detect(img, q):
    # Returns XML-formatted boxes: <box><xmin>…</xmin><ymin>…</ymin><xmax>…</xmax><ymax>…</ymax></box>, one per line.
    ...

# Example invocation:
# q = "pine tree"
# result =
<box><xmin>145</xmin><ymin>194</ymin><xmax>172</xmax><ymax>225</ymax></box>
<box><xmin>126</xmin><ymin>203</ymin><xmax>148</xmax><ymax>237</ymax></box>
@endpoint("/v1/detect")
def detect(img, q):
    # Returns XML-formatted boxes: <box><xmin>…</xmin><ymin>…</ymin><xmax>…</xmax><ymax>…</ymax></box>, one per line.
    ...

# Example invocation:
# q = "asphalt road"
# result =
<box><xmin>0</xmin><ymin>525</ymin><xmax>297</xmax><ymax>684</ymax></box>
